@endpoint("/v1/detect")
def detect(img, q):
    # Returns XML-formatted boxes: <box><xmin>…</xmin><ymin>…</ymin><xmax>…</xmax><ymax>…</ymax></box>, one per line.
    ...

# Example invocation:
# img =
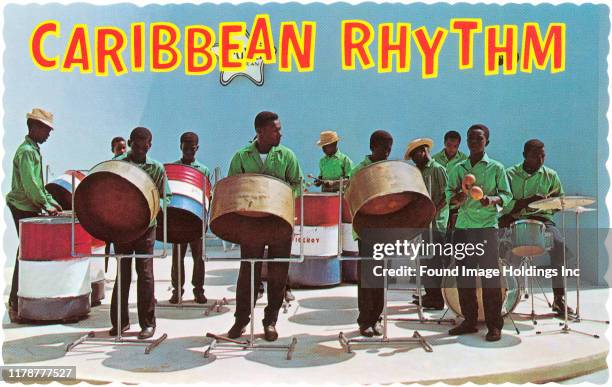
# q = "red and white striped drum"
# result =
<box><xmin>156</xmin><ymin>163</ymin><xmax>211</xmax><ymax>243</ymax></box>
<box><xmin>90</xmin><ymin>238</ymin><xmax>106</xmax><ymax>305</ymax></box>
<box><xmin>45</xmin><ymin>170</ymin><xmax>87</xmax><ymax>210</ymax></box>
<box><xmin>18</xmin><ymin>217</ymin><xmax>92</xmax><ymax>321</ymax></box>
<box><xmin>289</xmin><ymin>192</ymin><xmax>342</xmax><ymax>287</ymax></box>
<box><xmin>341</xmin><ymin>197</ymin><xmax>359</xmax><ymax>283</ymax></box>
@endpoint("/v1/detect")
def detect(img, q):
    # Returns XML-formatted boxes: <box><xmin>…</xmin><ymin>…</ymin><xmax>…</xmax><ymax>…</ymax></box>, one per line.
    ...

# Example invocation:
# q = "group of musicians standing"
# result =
<box><xmin>6</xmin><ymin>108</ymin><xmax>572</xmax><ymax>344</ymax></box>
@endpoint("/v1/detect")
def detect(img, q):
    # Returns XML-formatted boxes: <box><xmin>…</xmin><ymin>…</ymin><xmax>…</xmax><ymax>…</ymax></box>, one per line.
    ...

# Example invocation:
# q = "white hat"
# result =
<box><xmin>26</xmin><ymin>108</ymin><xmax>54</xmax><ymax>129</ymax></box>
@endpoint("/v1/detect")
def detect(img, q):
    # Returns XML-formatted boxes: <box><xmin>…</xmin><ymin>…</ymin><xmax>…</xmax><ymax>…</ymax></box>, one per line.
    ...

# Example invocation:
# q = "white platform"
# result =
<box><xmin>2</xmin><ymin>246</ymin><xmax>609</xmax><ymax>384</ymax></box>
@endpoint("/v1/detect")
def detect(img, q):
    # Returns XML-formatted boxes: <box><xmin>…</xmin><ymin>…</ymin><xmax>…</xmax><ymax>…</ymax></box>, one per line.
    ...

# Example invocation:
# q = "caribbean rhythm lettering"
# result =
<box><xmin>30</xmin><ymin>15</ymin><xmax>565</xmax><ymax>78</ymax></box>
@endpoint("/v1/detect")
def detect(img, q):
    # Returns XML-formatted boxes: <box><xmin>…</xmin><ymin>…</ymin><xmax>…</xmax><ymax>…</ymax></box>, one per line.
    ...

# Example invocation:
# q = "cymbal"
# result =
<box><xmin>529</xmin><ymin>196</ymin><xmax>596</xmax><ymax>211</ymax></box>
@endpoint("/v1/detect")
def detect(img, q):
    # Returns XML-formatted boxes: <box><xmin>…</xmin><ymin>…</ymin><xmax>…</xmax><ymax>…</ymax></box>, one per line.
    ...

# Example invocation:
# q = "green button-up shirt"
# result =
<box><xmin>228</xmin><ymin>141</ymin><xmax>303</xmax><ymax>196</ymax></box>
<box><xmin>433</xmin><ymin>149</ymin><xmax>468</xmax><ymax>174</ymax></box>
<box><xmin>319</xmin><ymin>150</ymin><xmax>353</xmax><ymax>180</ymax></box>
<box><xmin>447</xmin><ymin>153</ymin><xmax>512</xmax><ymax>229</ymax></box>
<box><xmin>420</xmin><ymin>159</ymin><xmax>449</xmax><ymax>231</ymax></box>
<box><xmin>6</xmin><ymin>136</ymin><xmax>59</xmax><ymax>213</ymax></box>
<box><xmin>348</xmin><ymin>155</ymin><xmax>373</xmax><ymax>178</ymax></box>
<box><xmin>174</xmin><ymin>159</ymin><xmax>211</xmax><ymax>179</ymax></box>
<box><xmin>116</xmin><ymin>151</ymin><xmax>172</xmax><ymax>227</ymax></box>
<box><xmin>503</xmin><ymin>163</ymin><xmax>563</xmax><ymax>222</ymax></box>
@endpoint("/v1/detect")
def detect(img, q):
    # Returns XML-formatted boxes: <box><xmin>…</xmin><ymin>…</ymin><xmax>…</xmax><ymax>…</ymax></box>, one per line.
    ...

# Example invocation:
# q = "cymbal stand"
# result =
<box><xmin>66</xmin><ymin>173</ymin><xmax>169</xmax><ymax>354</ymax></box>
<box><xmin>512</xmin><ymin>256</ymin><xmax>555</xmax><ymax>325</ymax></box>
<box><xmin>536</xmin><ymin>201</ymin><xmax>599</xmax><ymax>338</ymax></box>
<box><xmin>204</xmin><ymin>179</ymin><xmax>306</xmax><ymax>360</ymax></box>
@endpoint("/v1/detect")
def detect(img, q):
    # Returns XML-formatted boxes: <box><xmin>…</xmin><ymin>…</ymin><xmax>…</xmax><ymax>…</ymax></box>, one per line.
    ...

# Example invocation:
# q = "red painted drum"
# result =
<box><xmin>90</xmin><ymin>238</ymin><xmax>106</xmax><ymax>305</ymax></box>
<box><xmin>45</xmin><ymin>170</ymin><xmax>87</xmax><ymax>210</ymax></box>
<box><xmin>156</xmin><ymin>164</ymin><xmax>211</xmax><ymax>243</ymax></box>
<box><xmin>18</xmin><ymin>217</ymin><xmax>92</xmax><ymax>321</ymax></box>
<box><xmin>341</xmin><ymin>196</ymin><xmax>359</xmax><ymax>282</ymax></box>
<box><xmin>289</xmin><ymin>192</ymin><xmax>341</xmax><ymax>287</ymax></box>
<box><xmin>74</xmin><ymin>160</ymin><xmax>160</xmax><ymax>243</ymax></box>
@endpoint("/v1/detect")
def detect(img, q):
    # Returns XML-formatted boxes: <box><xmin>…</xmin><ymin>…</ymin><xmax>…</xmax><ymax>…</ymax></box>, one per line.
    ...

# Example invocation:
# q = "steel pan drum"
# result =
<box><xmin>210</xmin><ymin>174</ymin><xmax>294</xmax><ymax>244</ymax></box>
<box><xmin>345</xmin><ymin>161</ymin><xmax>436</xmax><ymax>238</ymax></box>
<box><xmin>156</xmin><ymin>164</ymin><xmax>211</xmax><ymax>243</ymax></box>
<box><xmin>45</xmin><ymin>170</ymin><xmax>87</xmax><ymax>210</ymax></box>
<box><xmin>289</xmin><ymin>192</ymin><xmax>341</xmax><ymax>287</ymax></box>
<box><xmin>74</xmin><ymin>160</ymin><xmax>160</xmax><ymax>243</ymax></box>
<box><xmin>18</xmin><ymin>217</ymin><xmax>92</xmax><ymax>321</ymax></box>
<box><xmin>511</xmin><ymin>219</ymin><xmax>547</xmax><ymax>257</ymax></box>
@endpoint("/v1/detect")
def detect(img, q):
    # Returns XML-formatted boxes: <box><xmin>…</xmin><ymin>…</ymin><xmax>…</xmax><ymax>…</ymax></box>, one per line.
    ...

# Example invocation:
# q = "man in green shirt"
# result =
<box><xmin>110</xmin><ymin>127</ymin><xmax>171</xmax><ymax>340</ymax></box>
<box><xmin>227</xmin><ymin>111</ymin><xmax>303</xmax><ymax>342</ymax></box>
<box><xmin>314</xmin><ymin>130</ymin><xmax>353</xmax><ymax>192</ymax></box>
<box><xmin>6</xmin><ymin>108</ymin><xmax>61</xmax><ymax>323</ymax></box>
<box><xmin>405</xmin><ymin>138</ymin><xmax>448</xmax><ymax>310</ymax></box>
<box><xmin>447</xmin><ymin>124</ymin><xmax>512</xmax><ymax>342</ymax></box>
<box><xmin>350</xmin><ymin>130</ymin><xmax>393</xmax><ymax>338</ymax></box>
<box><xmin>169</xmin><ymin>132</ymin><xmax>210</xmax><ymax>305</ymax></box>
<box><xmin>500</xmin><ymin>139</ymin><xmax>572</xmax><ymax>317</ymax></box>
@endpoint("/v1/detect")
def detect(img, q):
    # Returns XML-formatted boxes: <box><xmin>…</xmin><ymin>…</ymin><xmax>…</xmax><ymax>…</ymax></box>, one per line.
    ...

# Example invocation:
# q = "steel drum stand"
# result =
<box><xmin>66</xmin><ymin>173</ymin><xmax>170</xmax><ymax>354</ymax></box>
<box><xmin>512</xmin><ymin>256</ymin><xmax>556</xmax><ymax>325</ymax></box>
<box><xmin>535</xmin><ymin>201</ymin><xmax>599</xmax><ymax>339</ymax></box>
<box><xmin>203</xmin><ymin>183</ymin><xmax>306</xmax><ymax>360</ymax></box>
<box><xmin>338</xmin><ymin>256</ymin><xmax>433</xmax><ymax>354</ymax></box>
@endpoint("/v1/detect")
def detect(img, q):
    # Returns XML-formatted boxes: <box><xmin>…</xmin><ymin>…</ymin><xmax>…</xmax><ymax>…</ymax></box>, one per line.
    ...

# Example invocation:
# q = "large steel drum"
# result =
<box><xmin>45</xmin><ymin>170</ymin><xmax>87</xmax><ymax>210</ymax></box>
<box><xmin>345</xmin><ymin>161</ymin><xmax>436</xmax><ymax>238</ymax></box>
<box><xmin>289</xmin><ymin>192</ymin><xmax>341</xmax><ymax>287</ymax></box>
<box><xmin>156</xmin><ymin>164</ymin><xmax>211</xmax><ymax>243</ymax></box>
<box><xmin>74</xmin><ymin>160</ymin><xmax>160</xmax><ymax>243</ymax></box>
<box><xmin>18</xmin><ymin>217</ymin><xmax>92</xmax><ymax>321</ymax></box>
<box><xmin>209</xmin><ymin>174</ymin><xmax>294</xmax><ymax>244</ymax></box>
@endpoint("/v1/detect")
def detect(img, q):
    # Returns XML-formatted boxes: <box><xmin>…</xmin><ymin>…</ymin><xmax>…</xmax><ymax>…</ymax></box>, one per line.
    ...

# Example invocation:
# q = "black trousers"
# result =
<box><xmin>234</xmin><ymin>238</ymin><xmax>291</xmax><ymax>326</ymax></box>
<box><xmin>110</xmin><ymin>227</ymin><xmax>156</xmax><ymax>329</ymax></box>
<box><xmin>8</xmin><ymin>204</ymin><xmax>39</xmax><ymax>311</ymax></box>
<box><xmin>420</xmin><ymin>230</ymin><xmax>448</xmax><ymax>301</ymax></box>
<box><xmin>544</xmin><ymin>221</ymin><xmax>572</xmax><ymax>296</ymax></box>
<box><xmin>357</xmin><ymin>238</ymin><xmax>384</xmax><ymax>327</ymax></box>
<box><xmin>454</xmin><ymin>228</ymin><xmax>504</xmax><ymax>330</ymax></box>
<box><xmin>171</xmin><ymin>239</ymin><xmax>205</xmax><ymax>294</ymax></box>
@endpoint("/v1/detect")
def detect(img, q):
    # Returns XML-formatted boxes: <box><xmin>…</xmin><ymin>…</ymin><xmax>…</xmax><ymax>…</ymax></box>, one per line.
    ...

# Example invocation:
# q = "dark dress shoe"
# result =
<box><xmin>108</xmin><ymin>323</ymin><xmax>130</xmax><ymax>336</ymax></box>
<box><xmin>8</xmin><ymin>308</ymin><xmax>23</xmax><ymax>324</ymax></box>
<box><xmin>227</xmin><ymin>321</ymin><xmax>247</xmax><ymax>339</ymax></box>
<box><xmin>372</xmin><ymin>321</ymin><xmax>383</xmax><ymax>336</ymax></box>
<box><xmin>359</xmin><ymin>325</ymin><xmax>375</xmax><ymax>337</ymax></box>
<box><xmin>138</xmin><ymin>326</ymin><xmax>155</xmax><ymax>339</ymax></box>
<box><xmin>412</xmin><ymin>295</ymin><xmax>444</xmax><ymax>310</ymax></box>
<box><xmin>448</xmin><ymin>322</ymin><xmax>478</xmax><ymax>336</ymax></box>
<box><xmin>485</xmin><ymin>328</ymin><xmax>502</xmax><ymax>342</ymax></box>
<box><xmin>552</xmin><ymin>296</ymin><xmax>575</xmax><ymax>318</ymax></box>
<box><xmin>263</xmin><ymin>324</ymin><xmax>279</xmax><ymax>341</ymax></box>
<box><xmin>169</xmin><ymin>289</ymin><xmax>184</xmax><ymax>304</ymax></box>
<box><xmin>284</xmin><ymin>289</ymin><xmax>295</xmax><ymax>302</ymax></box>
<box><xmin>194</xmin><ymin>292</ymin><xmax>208</xmax><ymax>304</ymax></box>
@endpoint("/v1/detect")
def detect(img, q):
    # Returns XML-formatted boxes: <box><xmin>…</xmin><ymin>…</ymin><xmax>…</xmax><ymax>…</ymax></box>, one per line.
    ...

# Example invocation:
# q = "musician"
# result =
<box><xmin>226</xmin><ymin>111</ymin><xmax>303</xmax><ymax>341</ymax></box>
<box><xmin>104</xmin><ymin>136</ymin><xmax>128</xmax><ymax>275</ymax></box>
<box><xmin>350</xmin><ymin>130</ymin><xmax>393</xmax><ymax>337</ymax></box>
<box><xmin>447</xmin><ymin>124</ymin><xmax>512</xmax><ymax>342</ymax></box>
<box><xmin>314</xmin><ymin>130</ymin><xmax>353</xmax><ymax>192</ymax></box>
<box><xmin>169</xmin><ymin>132</ymin><xmax>210</xmax><ymax>305</ymax></box>
<box><xmin>500</xmin><ymin>139</ymin><xmax>573</xmax><ymax>317</ymax></box>
<box><xmin>404</xmin><ymin>138</ymin><xmax>448</xmax><ymax>310</ymax></box>
<box><xmin>432</xmin><ymin>130</ymin><xmax>468</xmax><ymax>173</ymax></box>
<box><xmin>110</xmin><ymin>127</ymin><xmax>171</xmax><ymax>339</ymax></box>
<box><xmin>6</xmin><ymin>108</ymin><xmax>61</xmax><ymax>323</ymax></box>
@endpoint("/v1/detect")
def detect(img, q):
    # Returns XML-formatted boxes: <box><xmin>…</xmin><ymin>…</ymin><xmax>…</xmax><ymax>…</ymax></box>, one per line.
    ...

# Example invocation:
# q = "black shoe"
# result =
<box><xmin>485</xmin><ymin>328</ymin><xmax>502</xmax><ymax>342</ymax></box>
<box><xmin>263</xmin><ymin>324</ymin><xmax>279</xmax><ymax>341</ymax></box>
<box><xmin>91</xmin><ymin>300</ymin><xmax>102</xmax><ymax>307</ymax></box>
<box><xmin>448</xmin><ymin>322</ymin><xmax>478</xmax><ymax>336</ymax></box>
<box><xmin>372</xmin><ymin>321</ymin><xmax>383</xmax><ymax>336</ymax></box>
<box><xmin>8</xmin><ymin>308</ymin><xmax>23</xmax><ymax>324</ymax></box>
<box><xmin>169</xmin><ymin>289</ymin><xmax>184</xmax><ymax>304</ymax></box>
<box><xmin>138</xmin><ymin>326</ymin><xmax>155</xmax><ymax>339</ymax></box>
<box><xmin>194</xmin><ymin>291</ymin><xmax>208</xmax><ymax>304</ymax></box>
<box><xmin>552</xmin><ymin>296</ymin><xmax>575</xmax><ymax>317</ymax></box>
<box><xmin>227</xmin><ymin>321</ymin><xmax>247</xmax><ymax>339</ymax></box>
<box><xmin>284</xmin><ymin>289</ymin><xmax>295</xmax><ymax>302</ymax></box>
<box><xmin>108</xmin><ymin>323</ymin><xmax>130</xmax><ymax>336</ymax></box>
<box><xmin>412</xmin><ymin>295</ymin><xmax>444</xmax><ymax>310</ymax></box>
<box><xmin>359</xmin><ymin>325</ymin><xmax>375</xmax><ymax>337</ymax></box>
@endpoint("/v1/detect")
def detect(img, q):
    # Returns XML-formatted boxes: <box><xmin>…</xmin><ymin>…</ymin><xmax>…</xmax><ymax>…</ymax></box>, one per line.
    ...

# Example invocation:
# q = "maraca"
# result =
<box><xmin>470</xmin><ymin>185</ymin><xmax>484</xmax><ymax>200</ymax></box>
<box><xmin>461</xmin><ymin>174</ymin><xmax>476</xmax><ymax>194</ymax></box>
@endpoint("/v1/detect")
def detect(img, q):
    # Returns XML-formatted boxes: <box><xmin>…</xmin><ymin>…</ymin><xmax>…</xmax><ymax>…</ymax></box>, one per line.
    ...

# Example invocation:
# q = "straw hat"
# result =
<box><xmin>316</xmin><ymin>131</ymin><xmax>340</xmax><ymax>147</ymax></box>
<box><xmin>26</xmin><ymin>108</ymin><xmax>54</xmax><ymax>129</ymax></box>
<box><xmin>404</xmin><ymin>138</ymin><xmax>433</xmax><ymax>159</ymax></box>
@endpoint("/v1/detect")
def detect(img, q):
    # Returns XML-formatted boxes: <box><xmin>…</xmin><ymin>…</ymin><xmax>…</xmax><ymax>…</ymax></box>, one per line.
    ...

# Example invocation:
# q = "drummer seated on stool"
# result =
<box><xmin>169</xmin><ymin>131</ymin><xmax>210</xmax><ymax>305</ymax></box>
<box><xmin>404</xmin><ymin>138</ymin><xmax>449</xmax><ymax>310</ymax></box>
<box><xmin>447</xmin><ymin>124</ymin><xmax>512</xmax><ymax>342</ymax></box>
<box><xmin>314</xmin><ymin>130</ymin><xmax>353</xmax><ymax>193</ymax></box>
<box><xmin>226</xmin><ymin>111</ymin><xmax>303</xmax><ymax>342</ymax></box>
<box><xmin>499</xmin><ymin>139</ymin><xmax>574</xmax><ymax>317</ymax></box>
<box><xmin>350</xmin><ymin>129</ymin><xmax>393</xmax><ymax>337</ymax></box>
<box><xmin>6</xmin><ymin>108</ymin><xmax>61</xmax><ymax>323</ymax></box>
<box><xmin>110</xmin><ymin>127</ymin><xmax>172</xmax><ymax>339</ymax></box>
